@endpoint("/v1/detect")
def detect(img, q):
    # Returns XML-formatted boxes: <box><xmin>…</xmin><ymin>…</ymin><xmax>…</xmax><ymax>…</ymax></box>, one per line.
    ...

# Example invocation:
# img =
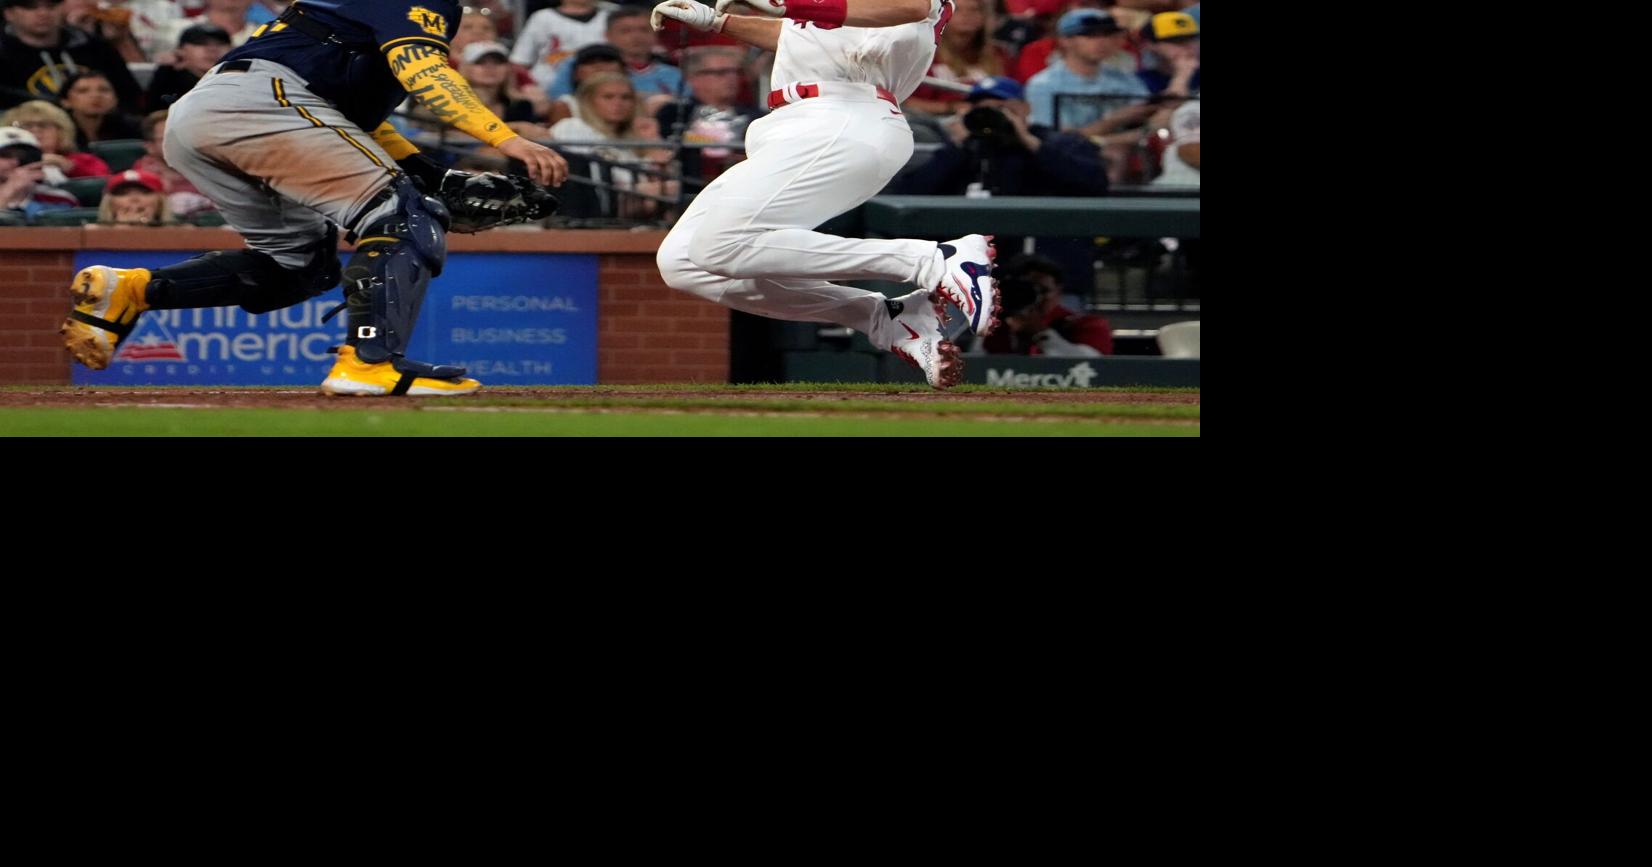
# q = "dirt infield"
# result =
<box><xmin>0</xmin><ymin>387</ymin><xmax>1200</xmax><ymax>411</ymax></box>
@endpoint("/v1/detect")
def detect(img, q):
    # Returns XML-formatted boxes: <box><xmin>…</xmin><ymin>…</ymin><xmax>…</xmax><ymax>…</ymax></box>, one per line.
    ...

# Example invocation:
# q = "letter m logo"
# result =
<box><xmin>407</xmin><ymin>6</ymin><xmax>449</xmax><ymax>37</ymax></box>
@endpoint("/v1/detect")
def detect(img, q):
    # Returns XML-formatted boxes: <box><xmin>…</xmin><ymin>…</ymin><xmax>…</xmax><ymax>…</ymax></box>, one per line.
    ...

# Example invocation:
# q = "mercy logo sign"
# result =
<box><xmin>985</xmin><ymin>362</ymin><xmax>1099</xmax><ymax>388</ymax></box>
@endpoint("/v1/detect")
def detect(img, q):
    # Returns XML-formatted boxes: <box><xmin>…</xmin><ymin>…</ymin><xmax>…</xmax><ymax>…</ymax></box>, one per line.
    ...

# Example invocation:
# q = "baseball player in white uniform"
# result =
<box><xmin>649</xmin><ymin>0</ymin><xmax>999</xmax><ymax>389</ymax></box>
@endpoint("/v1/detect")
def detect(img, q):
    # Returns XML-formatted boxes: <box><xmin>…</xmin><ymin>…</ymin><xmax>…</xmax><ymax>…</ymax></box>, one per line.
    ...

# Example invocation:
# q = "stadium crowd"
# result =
<box><xmin>3</xmin><ymin>0</ymin><xmax>1198</xmax><ymax>225</ymax></box>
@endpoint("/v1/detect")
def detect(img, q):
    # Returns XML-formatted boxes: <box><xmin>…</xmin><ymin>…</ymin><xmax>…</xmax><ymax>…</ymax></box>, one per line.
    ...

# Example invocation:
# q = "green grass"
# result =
<box><xmin>435</xmin><ymin>396</ymin><xmax>1197</xmax><ymax>420</ymax></box>
<box><xmin>0</xmin><ymin>384</ymin><xmax>1199</xmax><ymax>436</ymax></box>
<box><xmin>0</xmin><ymin>408</ymin><xmax>1196</xmax><ymax>437</ymax></box>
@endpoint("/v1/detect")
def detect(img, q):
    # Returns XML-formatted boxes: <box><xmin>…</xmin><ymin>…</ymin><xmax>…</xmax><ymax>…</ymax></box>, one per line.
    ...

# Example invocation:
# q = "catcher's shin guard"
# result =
<box><xmin>341</xmin><ymin>176</ymin><xmax>460</xmax><ymax>377</ymax></box>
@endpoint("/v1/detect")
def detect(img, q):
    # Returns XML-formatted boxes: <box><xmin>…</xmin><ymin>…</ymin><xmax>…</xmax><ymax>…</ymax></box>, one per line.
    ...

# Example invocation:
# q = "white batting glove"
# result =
<box><xmin>715</xmin><ymin>0</ymin><xmax>788</xmax><ymax>14</ymax></box>
<box><xmin>651</xmin><ymin>0</ymin><xmax>727</xmax><ymax>31</ymax></box>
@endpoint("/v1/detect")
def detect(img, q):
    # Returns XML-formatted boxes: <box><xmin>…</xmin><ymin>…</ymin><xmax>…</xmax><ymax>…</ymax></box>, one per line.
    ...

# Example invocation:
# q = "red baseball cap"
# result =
<box><xmin>105</xmin><ymin>169</ymin><xmax>164</xmax><ymax>194</ymax></box>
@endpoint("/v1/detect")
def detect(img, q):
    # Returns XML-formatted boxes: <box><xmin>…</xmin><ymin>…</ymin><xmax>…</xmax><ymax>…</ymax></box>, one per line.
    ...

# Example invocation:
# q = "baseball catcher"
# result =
<box><xmin>58</xmin><ymin>1</ymin><xmax>568</xmax><ymax>396</ymax></box>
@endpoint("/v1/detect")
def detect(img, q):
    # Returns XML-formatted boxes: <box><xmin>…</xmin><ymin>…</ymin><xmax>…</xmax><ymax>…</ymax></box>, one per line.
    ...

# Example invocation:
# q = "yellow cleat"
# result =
<box><xmin>319</xmin><ymin>346</ymin><xmax>482</xmax><ymax>397</ymax></box>
<box><xmin>60</xmin><ymin>266</ymin><xmax>151</xmax><ymax>370</ymax></box>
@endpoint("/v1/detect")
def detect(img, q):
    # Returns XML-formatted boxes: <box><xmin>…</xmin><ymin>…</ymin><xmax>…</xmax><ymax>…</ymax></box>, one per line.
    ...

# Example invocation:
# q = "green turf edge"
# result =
<box><xmin>0</xmin><ymin>408</ymin><xmax>1199</xmax><ymax>437</ymax></box>
<box><xmin>426</xmin><ymin>396</ymin><xmax>1200</xmax><ymax>419</ymax></box>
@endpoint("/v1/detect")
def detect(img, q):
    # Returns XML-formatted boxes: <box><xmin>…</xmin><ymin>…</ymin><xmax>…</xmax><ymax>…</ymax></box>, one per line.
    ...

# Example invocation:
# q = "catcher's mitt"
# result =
<box><xmin>438</xmin><ymin>170</ymin><xmax>560</xmax><ymax>233</ymax></box>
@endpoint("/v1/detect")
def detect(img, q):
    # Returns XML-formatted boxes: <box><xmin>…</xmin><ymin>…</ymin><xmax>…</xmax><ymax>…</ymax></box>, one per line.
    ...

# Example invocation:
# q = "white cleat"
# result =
<box><xmin>933</xmin><ymin>234</ymin><xmax>1001</xmax><ymax>337</ymax></box>
<box><xmin>883</xmin><ymin>289</ymin><xmax>964</xmax><ymax>390</ymax></box>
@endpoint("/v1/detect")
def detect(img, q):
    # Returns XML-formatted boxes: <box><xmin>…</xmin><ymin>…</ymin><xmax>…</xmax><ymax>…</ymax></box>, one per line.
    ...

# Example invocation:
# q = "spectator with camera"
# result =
<box><xmin>897</xmin><ymin>75</ymin><xmax>1107</xmax><ymax>199</ymax></box>
<box><xmin>896</xmin><ymin>77</ymin><xmax>1109</xmax><ymax>304</ymax></box>
<box><xmin>0</xmin><ymin>124</ymin><xmax>76</xmax><ymax>216</ymax></box>
<box><xmin>971</xmin><ymin>254</ymin><xmax>1113</xmax><ymax>357</ymax></box>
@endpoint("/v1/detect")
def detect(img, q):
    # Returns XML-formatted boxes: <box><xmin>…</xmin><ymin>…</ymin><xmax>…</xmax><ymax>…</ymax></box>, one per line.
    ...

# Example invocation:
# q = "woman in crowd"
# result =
<box><xmin>549</xmin><ymin>72</ymin><xmax>677</xmax><ymax>220</ymax></box>
<box><xmin>3</xmin><ymin>100</ymin><xmax>110</xmax><ymax>178</ymax></box>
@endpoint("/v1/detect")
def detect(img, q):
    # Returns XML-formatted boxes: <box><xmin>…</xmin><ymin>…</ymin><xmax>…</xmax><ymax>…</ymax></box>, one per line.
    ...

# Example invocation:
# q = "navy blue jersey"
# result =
<box><xmin>226</xmin><ymin>0</ymin><xmax>460</xmax><ymax>132</ymax></box>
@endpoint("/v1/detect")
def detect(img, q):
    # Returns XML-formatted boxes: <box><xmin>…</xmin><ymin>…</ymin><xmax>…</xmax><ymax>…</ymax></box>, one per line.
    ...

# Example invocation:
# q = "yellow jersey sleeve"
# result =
<box><xmin>384</xmin><ymin>42</ymin><xmax>520</xmax><ymax>149</ymax></box>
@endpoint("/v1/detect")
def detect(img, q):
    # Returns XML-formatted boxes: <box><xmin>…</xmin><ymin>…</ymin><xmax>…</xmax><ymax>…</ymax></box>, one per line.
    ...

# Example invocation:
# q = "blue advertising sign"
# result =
<box><xmin>71</xmin><ymin>251</ymin><xmax>598</xmax><ymax>386</ymax></box>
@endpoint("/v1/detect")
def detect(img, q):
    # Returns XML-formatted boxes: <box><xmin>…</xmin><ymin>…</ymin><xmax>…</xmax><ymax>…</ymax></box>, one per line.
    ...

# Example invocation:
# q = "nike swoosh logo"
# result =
<box><xmin>952</xmin><ymin>275</ymin><xmax>976</xmax><ymax>317</ymax></box>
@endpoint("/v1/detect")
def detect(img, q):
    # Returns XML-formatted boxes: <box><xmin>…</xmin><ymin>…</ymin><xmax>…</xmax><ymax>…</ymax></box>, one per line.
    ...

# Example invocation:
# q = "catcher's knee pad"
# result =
<box><xmin>341</xmin><ymin>178</ymin><xmax>456</xmax><ymax>372</ymax></box>
<box><xmin>146</xmin><ymin>226</ymin><xmax>341</xmax><ymax>313</ymax></box>
<box><xmin>349</xmin><ymin>176</ymin><xmax>449</xmax><ymax>275</ymax></box>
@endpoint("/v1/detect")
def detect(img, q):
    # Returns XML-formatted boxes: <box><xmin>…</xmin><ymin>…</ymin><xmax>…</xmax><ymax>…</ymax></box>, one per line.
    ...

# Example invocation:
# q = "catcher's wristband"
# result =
<box><xmin>785</xmin><ymin>0</ymin><xmax>846</xmax><ymax>26</ymax></box>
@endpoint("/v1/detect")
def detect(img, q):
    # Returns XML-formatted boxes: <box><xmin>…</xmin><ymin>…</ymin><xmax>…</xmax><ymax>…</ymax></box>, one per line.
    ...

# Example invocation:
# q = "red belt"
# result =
<box><xmin>767</xmin><ymin>83</ymin><xmax>900</xmax><ymax>112</ymax></box>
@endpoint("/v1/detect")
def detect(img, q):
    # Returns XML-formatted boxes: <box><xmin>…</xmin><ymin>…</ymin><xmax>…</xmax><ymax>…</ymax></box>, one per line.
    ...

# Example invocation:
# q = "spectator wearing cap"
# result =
<box><xmin>450</xmin><ymin>5</ymin><xmax>550</xmax><ymax>118</ymax></box>
<box><xmin>1024</xmin><ymin>9</ymin><xmax>1150</xmax><ymax>132</ymax></box>
<box><xmin>0</xmin><ymin>124</ymin><xmax>77</xmax><ymax>216</ymax></box>
<box><xmin>1136</xmin><ymin>10</ymin><xmax>1197</xmax><ymax>96</ymax></box>
<box><xmin>156</xmin><ymin>0</ymin><xmax>258</xmax><ymax>54</ymax></box>
<box><xmin>905</xmin><ymin>0</ymin><xmax>1010</xmax><ymax>117</ymax></box>
<box><xmin>131</xmin><ymin>107</ymin><xmax>214</xmax><ymax>215</ymax></box>
<box><xmin>0</xmin><ymin>0</ymin><xmax>144</xmax><ymax>112</ymax></box>
<box><xmin>403</xmin><ymin>40</ymin><xmax>551</xmax><ymax>151</ymax></box>
<box><xmin>898</xmin><ymin>77</ymin><xmax>1115</xmax><ymax>300</ymax></box>
<box><xmin>1007</xmin><ymin>1</ymin><xmax>1139</xmax><ymax>84</ymax></box>
<box><xmin>94</xmin><ymin>166</ymin><xmax>172</xmax><ymax>224</ymax></box>
<box><xmin>544</xmin><ymin>42</ymin><xmax>624</xmax><ymax>123</ymax></box>
<box><xmin>512</xmin><ymin>0</ymin><xmax>617</xmax><ymax>87</ymax></box>
<box><xmin>459</xmin><ymin>40</ymin><xmax>549</xmax><ymax>138</ymax></box>
<box><xmin>2</xmin><ymin>97</ymin><xmax>108</xmax><ymax>176</ymax></box>
<box><xmin>145</xmin><ymin>22</ymin><xmax>229</xmax><ymax>110</ymax></box>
